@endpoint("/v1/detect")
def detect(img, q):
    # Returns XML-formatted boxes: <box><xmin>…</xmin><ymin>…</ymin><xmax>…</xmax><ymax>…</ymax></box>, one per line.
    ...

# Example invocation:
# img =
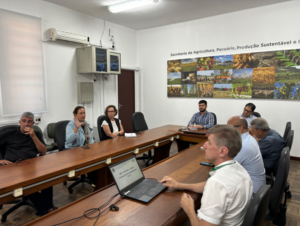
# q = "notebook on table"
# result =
<box><xmin>108</xmin><ymin>156</ymin><xmax>166</xmax><ymax>203</ymax></box>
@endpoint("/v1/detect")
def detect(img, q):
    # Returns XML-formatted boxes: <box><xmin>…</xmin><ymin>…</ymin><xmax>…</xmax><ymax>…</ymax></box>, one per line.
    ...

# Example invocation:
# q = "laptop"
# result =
<box><xmin>108</xmin><ymin>156</ymin><xmax>166</xmax><ymax>203</ymax></box>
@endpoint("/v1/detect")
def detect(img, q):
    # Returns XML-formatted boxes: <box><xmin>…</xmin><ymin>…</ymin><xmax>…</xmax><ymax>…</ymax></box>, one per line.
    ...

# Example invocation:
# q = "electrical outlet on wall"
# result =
<box><xmin>35</xmin><ymin>117</ymin><xmax>41</xmax><ymax>123</ymax></box>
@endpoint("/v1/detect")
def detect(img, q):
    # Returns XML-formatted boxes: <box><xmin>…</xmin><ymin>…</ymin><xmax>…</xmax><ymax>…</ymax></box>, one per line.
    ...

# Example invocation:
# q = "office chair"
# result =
<box><xmin>210</xmin><ymin>112</ymin><xmax>217</xmax><ymax>125</ymax></box>
<box><xmin>132</xmin><ymin>112</ymin><xmax>153</xmax><ymax>167</ymax></box>
<box><xmin>47</xmin><ymin>123</ymin><xmax>58</xmax><ymax>150</ymax></box>
<box><xmin>32</xmin><ymin>125</ymin><xmax>54</xmax><ymax>152</ymax></box>
<box><xmin>242</xmin><ymin>184</ymin><xmax>271</xmax><ymax>226</ymax></box>
<box><xmin>55</xmin><ymin>120</ymin><xmax>92</xmax><ymax>194</ymax></box>
<box><xmin>0</xmin><ymin>125</ymin><xmax>38</xmax><ymax>222</ymax></box>
<box><xmin>97</xmin><ymin>115</ymin><xmax>108</xmax><ymax>141</ymax></box>
<box><xmin>283</xmin><ymin>122</ymin><xmax>291</xmax><ymax>141</ymax></box>
<box><xmin>252</xmin><ymin>112</ymin><xmax>261</xmax><ymax>117</ymax></box>
<box><xmin>264</xmin><ymin>147</ymin><xmax>290</xmax><ymax>226</ymax></box>
<box><xmin>283</xmin><ymin>130</ymin><xmax>293</xmax><ymax>198</ymax></box>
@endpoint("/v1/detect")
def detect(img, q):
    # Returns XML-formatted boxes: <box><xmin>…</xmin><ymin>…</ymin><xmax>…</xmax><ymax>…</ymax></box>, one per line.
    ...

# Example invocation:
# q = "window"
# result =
<box><xmin>0</xmin><ymin>9</ymin><xmax>46</xmax><ymax>117</ymax></box>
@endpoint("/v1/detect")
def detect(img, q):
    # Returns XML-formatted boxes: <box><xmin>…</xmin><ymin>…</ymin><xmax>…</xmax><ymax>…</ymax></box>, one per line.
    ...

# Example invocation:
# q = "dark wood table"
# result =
<box><xmin>0</xmin><ymin>125</ymin><xmax>208</xmax><ymax>206</ymax></box>
<box><xmin>24</xmin><ymin>142</ymin><xmax>210</xmax><ymax>226</ymax></box>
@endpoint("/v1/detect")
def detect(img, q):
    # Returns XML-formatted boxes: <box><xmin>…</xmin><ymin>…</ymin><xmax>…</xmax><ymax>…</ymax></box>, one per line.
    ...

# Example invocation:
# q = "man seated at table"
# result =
<box><xmin>187</xmin><ymin>100</ymin><xmax>214</xmax><ymax>129</ymax></box>
<box><xmin>227</xmin><ymin>116</ymin><xmax>265</xmax><ymax>193</ymax></box>
<box><xmin>250</xmin><ymin>118</ymin><xmax>285</xmax><ymax>175</ymax></box>
<box><xmin>161</xmin><ymin>125</ymin><xmax>253</xmax><ymax>226</ymax></box>
<box><xmin>239</xmin><ymin>103</ymin><xmax>257</xmax><ymax>129</ymax></box>
<box><xmin>0</xmin><ymin>112</ymin><xmax>57</xmax><ymax>216</ymax></box>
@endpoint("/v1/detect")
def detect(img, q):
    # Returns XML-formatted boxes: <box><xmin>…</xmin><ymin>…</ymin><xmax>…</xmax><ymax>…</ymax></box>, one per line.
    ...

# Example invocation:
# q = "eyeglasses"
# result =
<box><xmin>21</xmin><ymin>119</ymin><xmax>34</xmax><ymax>124</ymax></box>
<box><xmin>233</xmin><ymin>125</ymin><xmax>241</xmax><ymax>127</ymax></box>
<box><xmin>107</xmin><ymin>111</ymin><xmax>116</xmax><ymax>113</ymax></box>
<box><xmin>244</xmin><ymin>108</ymin><xmax>253</xmax><ymax>113</ymax></box>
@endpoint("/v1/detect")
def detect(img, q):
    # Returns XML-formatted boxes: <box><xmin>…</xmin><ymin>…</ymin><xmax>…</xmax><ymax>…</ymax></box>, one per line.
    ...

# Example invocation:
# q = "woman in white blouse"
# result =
<box><xmin>101</xmin><ymin>105</ymin><xmax>124</xmax><ymax>139</ymax></box>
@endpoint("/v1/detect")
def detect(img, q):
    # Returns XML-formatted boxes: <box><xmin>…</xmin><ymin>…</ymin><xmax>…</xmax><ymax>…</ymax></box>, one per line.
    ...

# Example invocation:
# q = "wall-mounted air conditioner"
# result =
<box><xmin>49</xmin><ymin>28</ymin><xmax>90</xmax><ymax>45</ymax></box>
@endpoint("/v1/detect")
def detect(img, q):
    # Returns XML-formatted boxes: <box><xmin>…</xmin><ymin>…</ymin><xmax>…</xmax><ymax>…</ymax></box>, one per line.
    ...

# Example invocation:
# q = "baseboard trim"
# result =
<box><xmin>291</xmin><ymin>156</ymin><xmax>300</xmax><ymax>161</ymax></box>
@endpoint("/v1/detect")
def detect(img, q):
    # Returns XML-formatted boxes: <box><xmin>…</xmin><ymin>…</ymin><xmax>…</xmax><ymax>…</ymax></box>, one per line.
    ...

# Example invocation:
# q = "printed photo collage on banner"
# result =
<box><xmin>167</xmin><ymin>49</ymin><xmax>300</xmax><ymax>100</ymax></box>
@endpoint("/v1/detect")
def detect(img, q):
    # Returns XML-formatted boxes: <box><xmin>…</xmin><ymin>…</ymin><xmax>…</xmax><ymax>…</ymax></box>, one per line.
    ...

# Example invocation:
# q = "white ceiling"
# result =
<box><xmin>43</xmin><ymin>0</ymin><xmax>292</xmax><ymax>30</ymax></box>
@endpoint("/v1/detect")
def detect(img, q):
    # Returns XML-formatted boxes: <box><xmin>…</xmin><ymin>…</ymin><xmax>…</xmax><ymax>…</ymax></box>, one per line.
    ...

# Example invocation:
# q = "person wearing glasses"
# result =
<box><xmin>101</xmin><ymin>105</ymin><xmax>124</xmax><ymax>140</ymax></box>
<box><xmin>160</xmin><ymin>125</ymin><xmax>252</xmax><ymax>226</ymax></box>
<box><xmin>227</xmin><ymin>116</ymin><xmax>265</xmax><ymax>193</ymax></box>
<box><xmin>0</xmin><ymin>112</ymin><xmax>57</xmax><ymax>216</ymax></box>
<box><xmin>239</xmin><ymin>103</ymin><xmax>257</xmax><ymax>129</ymax></box>
<box><xmin>65</xmin><ymin>106</ymin><xmax>97</xmax><ymax>185</ymax></box>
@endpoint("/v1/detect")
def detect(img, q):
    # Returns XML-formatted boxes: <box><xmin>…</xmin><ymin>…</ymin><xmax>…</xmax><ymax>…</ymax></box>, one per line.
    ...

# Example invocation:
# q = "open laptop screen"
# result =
<box><xmin>109</xmin><ymin>157</ymin><xmax>144</xmax><ymax>191</ymax></box>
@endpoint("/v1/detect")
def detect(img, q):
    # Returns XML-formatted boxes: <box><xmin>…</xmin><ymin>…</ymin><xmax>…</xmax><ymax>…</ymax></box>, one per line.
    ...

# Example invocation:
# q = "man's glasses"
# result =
<box><xmin>21</xmin><ymin>119</ymin><xmax>34</xmax><ymax>124</ymax></box>
<box><xmin>107</xmin><ymin>111</ymin><xmax>116</xmax><ymax>113</ymax></box>
<box><xmin>244</xmin><ymin>108</ymin><xmax>253</xmax><ymax>113</ymax></box>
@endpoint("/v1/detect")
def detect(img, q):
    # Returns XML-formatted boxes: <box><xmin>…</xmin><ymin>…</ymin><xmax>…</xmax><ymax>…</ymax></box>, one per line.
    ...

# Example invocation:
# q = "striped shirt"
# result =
<box><xmin>187</xmin><ymin>111</ymin><xmax>214</xmax><ymax>129</ymax></box>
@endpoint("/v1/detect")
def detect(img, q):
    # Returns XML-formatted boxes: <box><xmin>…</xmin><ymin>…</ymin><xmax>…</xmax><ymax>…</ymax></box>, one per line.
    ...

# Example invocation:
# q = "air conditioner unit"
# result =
<box><xmin>49</xmin><ymin>28</ymin><xmax>90</xmax><ymax>45</ymax></box>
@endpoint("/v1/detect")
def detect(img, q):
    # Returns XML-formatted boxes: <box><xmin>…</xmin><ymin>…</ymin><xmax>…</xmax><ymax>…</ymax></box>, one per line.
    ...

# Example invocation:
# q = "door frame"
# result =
<box><xmin>116</xmin><ymin>66</ymin><xmax>142</xmax><ymax>113</ymax></box>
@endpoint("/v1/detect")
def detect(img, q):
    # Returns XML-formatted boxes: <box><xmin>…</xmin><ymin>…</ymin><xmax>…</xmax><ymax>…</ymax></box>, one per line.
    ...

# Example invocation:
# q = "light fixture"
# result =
<box><xmin>108</xmin><ymin>0</ymin><xmax>159</xmax><ymax>13</ymax></box>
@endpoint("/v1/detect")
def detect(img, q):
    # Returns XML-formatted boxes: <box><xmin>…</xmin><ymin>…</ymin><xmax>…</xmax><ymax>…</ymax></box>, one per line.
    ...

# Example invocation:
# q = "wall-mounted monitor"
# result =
<box><xmin>110</xmin><ymin>52</ymin><xmax>121</xmax><ymax>74</ymax></box>
<box><xmin>76</xmin><ymin>46</ymin><xmax>110</xmax><ymax>74</ymax></box>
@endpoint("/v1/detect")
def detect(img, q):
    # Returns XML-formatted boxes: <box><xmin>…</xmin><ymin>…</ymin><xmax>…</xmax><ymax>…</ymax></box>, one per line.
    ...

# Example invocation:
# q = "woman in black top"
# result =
<box><xmin>101</xmin><ymin>105</ymin><xmax>124</xmax><ymax>140</ymax></box>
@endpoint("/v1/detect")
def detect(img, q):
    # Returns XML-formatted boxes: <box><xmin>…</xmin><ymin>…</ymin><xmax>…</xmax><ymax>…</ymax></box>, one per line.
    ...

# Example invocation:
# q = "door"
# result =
<box><xmin>118</xmin><ymin>69</ymin><xmax>135</xmax><ymax>132</ymax></box>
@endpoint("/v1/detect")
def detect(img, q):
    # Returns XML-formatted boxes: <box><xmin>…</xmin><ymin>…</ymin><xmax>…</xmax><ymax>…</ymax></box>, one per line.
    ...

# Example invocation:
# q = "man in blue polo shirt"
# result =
<box><xmin>187</xmin><ymin>100</ymin><xmax>214</xmax><ymax>129</ymax></box>
<box><xmin>227</xmin><ymin>116</ymin><xmax>265</xmax><ymax>193</ymax></box>
<box><xmin>250</xmin><ymin>118</ymin><xmax>285</xmax><ymax>175</ymax></box>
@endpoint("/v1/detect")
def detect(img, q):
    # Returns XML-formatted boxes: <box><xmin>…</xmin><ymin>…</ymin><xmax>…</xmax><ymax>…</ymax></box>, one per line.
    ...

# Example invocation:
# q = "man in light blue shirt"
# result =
<box><xmin>228</xmin><ymin>116</ymin><xmax>265</xmax><ymax>193</ymax></box>
<box><xmin>187</xmin><ymin>100</ymin><xmax>214</xmax><ymax>129</ymax></box>
<box><xmin>239</xmin><ymin>103</ymin><xmax>257</xmax><ymax>129</ymax></box>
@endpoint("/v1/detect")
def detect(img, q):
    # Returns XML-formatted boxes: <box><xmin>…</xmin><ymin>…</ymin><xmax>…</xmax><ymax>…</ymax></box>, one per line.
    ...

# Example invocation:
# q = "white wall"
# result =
<box><xmin>0</xmin><ymin>0</ymin><xmax>137</xmax><ymax>142</ymax></box>
<box><xmin>137</xmin><ymin>1</ymin><xmax>300</xmax><ymax>156</ymax></box>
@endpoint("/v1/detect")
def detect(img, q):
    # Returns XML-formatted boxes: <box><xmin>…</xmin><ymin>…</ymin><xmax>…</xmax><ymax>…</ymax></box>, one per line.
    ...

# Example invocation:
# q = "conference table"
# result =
<box><xmin>24</xmin><ymin>142</ymin><xmax>210</xmax><ymax>226</ymax></box>
<box><xmin>0</xmin><ymin>125</ymin><xmax>208</xmax><ymax>206</ymax></box>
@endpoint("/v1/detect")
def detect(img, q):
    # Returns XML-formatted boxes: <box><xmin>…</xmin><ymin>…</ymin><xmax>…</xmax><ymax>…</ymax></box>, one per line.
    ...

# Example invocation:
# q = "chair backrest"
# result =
<box><xmin>285</xmin><ymin>130</ymin><xmax>294</xmax><ymax>151</ymax></box>
<box><xmin>210</xmin><ymin>112</ymin><xmax>217</xmax><ymax>125</ymax></box>
<box><xmin>253</xmin><ymin>112</ymin><xmax>261</xmax><ymax>117</ymax></box>
<box><xmin>32</xmin><ymin>125</ymin><xmax>42</xmax><ymax>134</ymax></box>
<box><xmin>132</xmin><ymin>112</ymin><xmax>148</xmax><ymax>132</ymax></box>
<box><xmin>242</xmin><ymin>184</ymin><xmax>271</xmax><ymax>226</ymax></box>
<box><xmin>47</xmin><ymin>123</ymin><xmax>56</xmax><ymax>140</ymax></box>
<box><xmin>268</xmin><ymin>147</ymin><xmax>290</xmax><ymax>216</ymax></box>
<box><xmin>97</xmin><ymin>115</ymin><xmax>107</xmax><ymax>141</ymax></box>
<box><xmin>283</xmin><ymin>122</ymin><xmax>291</xmax><ymax>141</ymax></box>
<box><xmin>0</xmin><ymin>125</ymin><xmax>19</xmax><ymax>159</ymax></box>
<box><xmin>54</xmin><ymin>120</ymin><xmax>70</xmax><ymax>151</ymax></box>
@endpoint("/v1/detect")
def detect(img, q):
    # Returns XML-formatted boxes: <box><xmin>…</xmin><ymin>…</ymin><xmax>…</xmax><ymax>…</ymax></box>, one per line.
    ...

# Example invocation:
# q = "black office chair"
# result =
<box><xmin>32</xmin><ymin>125</ymin><xmax>54</xmax><ymax>152</ymax></box>
<box><xmin>47</xmin><ymin>123</ymin><xmax>58</xmax><ymax>150</ymax></box>
<box><xmin>0</xmin><ymin>125</ymin><xmax>38</xmax><ymax>222</ymax></box>
<box><xmin>283</xmin><ymin>130</ymin><xmax>294</xmax><ymax>199</ymax></box>
<box><xmin>242</xmin><ymin>184</ymin><xmax>271</xmax><ymax>226</ymax></box>
<box><xmin>132</xmin><ymin>112</ymin><xmax>153</xmax><ymax>167</ymax></box>
<box><xmin>283</xmin><ymin>122</ymin><xmax>291</xmax><ymax>141</ymax></box>
<box><xmin>97</xmin><ymin>115</ymin><xmax>108</xmax><ymax>141</ymax></box>
<box><xmin>54</xmin><ymin>120</ymin><xmax>92</xmax><ymax>194</ymax></box>
<box><xmin>264</xmin><ymin>147</ymin><xmax>290</xmax><ymax>226</ymax></box>
<box><xmin>253</xmin><ymin>112</ymin><xmax>261</xmax><ymax>117</ymax></box>
<box><xmin>210</xmin><ymin>112</ymin><xmax>217</xmax><ymax>125</ymax></box>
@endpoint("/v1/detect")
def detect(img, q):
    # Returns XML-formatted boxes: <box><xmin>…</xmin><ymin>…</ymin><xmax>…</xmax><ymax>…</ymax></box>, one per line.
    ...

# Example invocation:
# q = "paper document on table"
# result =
<box><xmin>125</xmin><ymin>133</ymin><xmax>137</xmax><ymax>138</ymax></box>
<box><xmin>188</xmin><ymin>127</ymin><xmax>198</xmax><ymax>131</ymax></box>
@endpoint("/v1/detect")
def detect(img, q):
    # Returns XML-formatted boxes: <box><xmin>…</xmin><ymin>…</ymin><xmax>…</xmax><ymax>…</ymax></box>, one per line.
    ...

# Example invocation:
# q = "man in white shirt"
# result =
<box><xmin>160</xmin><ymin>125</ymin><xmax>253</xmax><ymax>226</ymax></box>
<box><xmin>227</xmin><ymin>116</ymin><xmax>266</xmax><ymax>193</ymax></box>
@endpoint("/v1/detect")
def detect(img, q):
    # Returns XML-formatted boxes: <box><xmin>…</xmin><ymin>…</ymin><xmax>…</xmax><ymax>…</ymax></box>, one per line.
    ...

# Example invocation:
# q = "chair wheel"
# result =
<box><xmin>1</xmin><ymin>216</ymin><xmax>7</xmax><ymax>222</ymax></box>
<box><xmin>68</xmin><ymin>188</ymin><xmax>73</xmax><ymax>194</ymax></box>
<box><xmin>63</xmin><ymin>181</ymin><xmax>67</xmax><ymax>185</ymax></box>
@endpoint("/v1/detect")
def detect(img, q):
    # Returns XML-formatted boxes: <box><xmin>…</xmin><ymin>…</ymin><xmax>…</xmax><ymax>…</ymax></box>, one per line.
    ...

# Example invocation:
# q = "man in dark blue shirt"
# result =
<box><xmin>250</xmin><ymin>118</ymin><xmax>285</xmax><ymax>175</ymax></box>
<box><xmin>0</xmin><ymin>112</ymin><xmax>57</xmax><ymax>216</ymax></box>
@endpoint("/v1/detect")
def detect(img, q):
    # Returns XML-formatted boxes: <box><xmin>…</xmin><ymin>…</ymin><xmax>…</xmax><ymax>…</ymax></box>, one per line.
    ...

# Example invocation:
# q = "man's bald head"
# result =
<box><xmin>227</xmin><ymin>116</ymin><xmax>248</xmax><ymax>130</ymax></box>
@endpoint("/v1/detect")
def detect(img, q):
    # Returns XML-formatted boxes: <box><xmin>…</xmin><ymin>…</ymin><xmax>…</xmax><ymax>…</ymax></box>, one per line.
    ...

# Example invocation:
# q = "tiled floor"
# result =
<box><xmin>1</xmin><ymin>143</ymin><xmax>300</xmax><ymax>226</ymax></box>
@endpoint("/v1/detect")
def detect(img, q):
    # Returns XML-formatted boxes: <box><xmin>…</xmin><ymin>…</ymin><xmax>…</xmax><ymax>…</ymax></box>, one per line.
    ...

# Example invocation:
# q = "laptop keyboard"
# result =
<box><xmin>127</xmin><ymin>180</ymin><xmax>158</xmax><ymax>198</ymax></box>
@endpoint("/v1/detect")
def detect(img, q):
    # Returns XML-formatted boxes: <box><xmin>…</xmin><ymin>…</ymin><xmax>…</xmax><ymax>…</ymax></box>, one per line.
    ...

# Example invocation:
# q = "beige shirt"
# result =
<box><xmin>197</xmin><ymin>160</ymin><xmax>253</xmax><ymax>226</ymax></box>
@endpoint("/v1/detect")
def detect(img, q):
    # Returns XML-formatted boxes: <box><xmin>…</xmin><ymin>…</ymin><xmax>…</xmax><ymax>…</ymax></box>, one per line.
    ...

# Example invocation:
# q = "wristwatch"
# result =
<box><xmin>118</xmin><ymin>132</ymin><xmax>120</xmax><ymax>136</ymax></box>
